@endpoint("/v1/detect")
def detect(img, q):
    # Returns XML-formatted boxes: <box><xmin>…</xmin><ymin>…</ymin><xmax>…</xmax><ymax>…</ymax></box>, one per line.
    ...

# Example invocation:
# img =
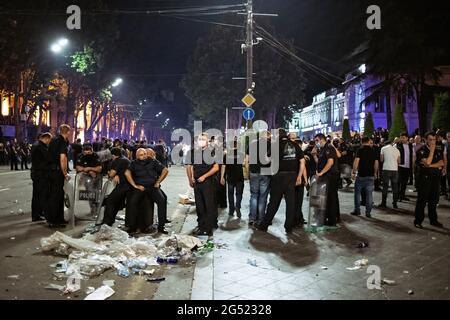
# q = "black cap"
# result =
<box><xmin>111</xmin><ymin>147</ymin><xmax>122</xmax><ymax>157</ymax></box>
<box><xmin>82</xmin><ymin>143</ymin><xmax>93</xmax><ymax>150</ymax></box>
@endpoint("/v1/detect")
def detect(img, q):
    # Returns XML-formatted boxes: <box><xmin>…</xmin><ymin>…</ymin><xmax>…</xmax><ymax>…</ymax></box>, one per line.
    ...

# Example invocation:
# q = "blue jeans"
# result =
<box><xmin>249</xmin><ymin>173</ymin><xmax>271</xmax><ymax>223</ymax></box>
<box><xmin>354</xmin><ymin>176</ymin><xmax>374</xmax><ymax>214</ymax></box>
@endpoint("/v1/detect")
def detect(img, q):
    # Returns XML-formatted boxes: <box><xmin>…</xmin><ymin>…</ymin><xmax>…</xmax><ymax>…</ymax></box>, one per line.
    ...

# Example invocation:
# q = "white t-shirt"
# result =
<box><xmin>381</xmin><ymin>144</ymin><xmax>400</xmax><ymax>171</ymax></box>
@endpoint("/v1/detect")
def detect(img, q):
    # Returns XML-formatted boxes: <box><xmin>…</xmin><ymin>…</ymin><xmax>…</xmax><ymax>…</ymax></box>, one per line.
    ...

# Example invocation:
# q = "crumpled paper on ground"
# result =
<box><xmin>346</xmin><ymin>258</ymin><xmax>369</xmax><ymax>271</ymax></box>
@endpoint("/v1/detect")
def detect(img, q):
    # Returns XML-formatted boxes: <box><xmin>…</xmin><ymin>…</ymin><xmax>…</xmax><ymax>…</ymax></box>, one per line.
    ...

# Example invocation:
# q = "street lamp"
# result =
<box><xmin>111</xmin><ymin>78</ymin><xmax>123</xmax><ymax>87</ymax></box>
<box><xmin>50</xmin><ymin>38</ymin><xmax>69</xmax><ymax>54</ymax></box>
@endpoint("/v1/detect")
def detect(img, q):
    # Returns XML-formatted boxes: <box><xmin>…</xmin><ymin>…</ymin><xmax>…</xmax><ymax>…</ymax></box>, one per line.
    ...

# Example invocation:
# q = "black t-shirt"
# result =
<box><xmin>278</xmin><ymin>139</ymin><xmax>304</xmax><ymax>173</ymax></box>
<box><xmin>246</xmin><ymin>138</ymin><xmax>271</xmax><ymax>174</ymax></box>
<box><xmin>416</xmin><ymin>145</ymin><xmax>444</xmax><ymax>176</ymax></box>
<box><xmin>317</xmin><ymin>143</ymin><xmax>339</xmax><ymax>177</ymax></box>
<box><xmin>31</xmin><ymin>141</ymin><xmax>49</xmax><ymax>171</ymax></box>
<box><xmin>48</xmin><ymin>135</ymin><xmax>68</xmax><ymax>168</ymax></box>
<box><xmin>356</xmin><ymin>145</ymin><xmax>377</xmax><ymax>177</ymax></box>
<box><xmin>153</xmin><ymin>144</ymin><xmax>166</xmax><ymax>163</ymax></box>
<box><xmin>109</xmin><ymin>157</ymin><xmax>131</xmax><ymax>185</ymax></box>
<box><xmin>224</xmin><ymin>150</ymin><xmax>244</xmax><ymax>183</ymax></box>
<box><xmin>186</xmin><ymin>147</ymin><xmax>216</xmax><ymax>179</ymax></box>
<box><xmin>76</xmin><ymin>153</ymin><xmax>101</xmax><ymax>168</ymax></box>
<box><xmin>129</xmin><ymin>158</ymin><xmax>166</xmax><ymax>188</ymax></box>
<box><xmin>338</xmin><ymin>144</ymin><xmax>353</xmax><ymax>165</ymax></box>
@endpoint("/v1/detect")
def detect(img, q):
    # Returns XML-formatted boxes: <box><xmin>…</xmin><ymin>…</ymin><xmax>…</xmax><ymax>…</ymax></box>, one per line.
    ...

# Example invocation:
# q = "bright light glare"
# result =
<box><xmin>112</xmin><ymin>78</ymin><xmax>123</xmax><ymax>87</ymax></box>
<box><xmin>58</xmin><ymin>38</ymin><xmax>69</xmax><ymax>46</ymax></box>
<box><xmin>51</xmin><ymin>44</ymin><xmax>62</xmax><ymax>53</ymax></box>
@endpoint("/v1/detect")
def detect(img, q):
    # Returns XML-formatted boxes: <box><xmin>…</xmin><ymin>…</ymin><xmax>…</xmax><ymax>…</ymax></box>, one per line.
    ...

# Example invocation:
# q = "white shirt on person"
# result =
<box><xmin>381</xmin><ymin>144</ymin><xmax>400</xmax><ymax>171</ymax></box>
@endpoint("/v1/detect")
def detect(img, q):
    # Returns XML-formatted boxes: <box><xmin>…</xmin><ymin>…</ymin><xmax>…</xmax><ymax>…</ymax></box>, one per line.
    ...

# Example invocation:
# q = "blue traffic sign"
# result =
<box><xmin>243</xmin><ymin>108</ymin><xmax>255</xmax><ymax>121</ymax></box>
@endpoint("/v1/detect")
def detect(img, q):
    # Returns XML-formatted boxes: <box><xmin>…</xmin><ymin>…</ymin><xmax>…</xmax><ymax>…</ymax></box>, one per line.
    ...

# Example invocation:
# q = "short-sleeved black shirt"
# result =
<box><xmin>186</xmin><ymin>147</ymin><xmax>216</xmax><ymax>179</ymax></box>
<box><xmin>356</xmin><ymin>145</ymin><xmax>377</xmax><ymax>177</ymax></box>
<box><xmin>246</xmin><ymin>138</ymin><xmax>271</xmax><ymax>174</ymax></box>
<box><xmin>76</xmin><ymin>153</ymin><xmax>101</xmax><ymax>169</ymax></box>
<box><xmin>224</xmin><ymin>150</ymin><xmax>244</xmax><ymax>183</ymax></box>
<box><xmin>129</xmin><ymin>158</ymin><xmax>165</xmax><ymax>188</ymax></box>
<box><xmin>317</xmin><ymin>143</ymin><xmax>339</xmax><ymax>177</ymax></box>
<box><xmin>278</xmin><ymin>139</ymin><xmax>304</xmax><ymax>173</ymax></box>
<box><xmin>416</xmin><ymin>144</ymin><xmax>444</xmax><ymax>176</ymax></box>
<box><xmin>48</xmin><ymin>135</ymin><xmax>68</xmax><ymax>168</ymax></box>
<box><xmin>109</xmin><ymin>157</ymin><xmax>131</xmax><ymax>186</ymax></box>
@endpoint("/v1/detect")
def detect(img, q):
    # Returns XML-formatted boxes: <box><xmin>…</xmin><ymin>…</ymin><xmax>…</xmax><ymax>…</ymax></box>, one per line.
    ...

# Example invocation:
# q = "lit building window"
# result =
<box><xmin>1</xmin><ymin>96</ymin><xmax>10</xmax><ymax>116</ymax></box>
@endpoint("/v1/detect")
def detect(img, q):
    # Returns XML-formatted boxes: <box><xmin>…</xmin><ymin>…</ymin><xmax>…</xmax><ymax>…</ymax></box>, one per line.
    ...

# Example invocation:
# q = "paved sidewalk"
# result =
<box><xmin>191</xmin><ymin>182</ymin><xmax>450</xmax><ymax>300</ymax></box>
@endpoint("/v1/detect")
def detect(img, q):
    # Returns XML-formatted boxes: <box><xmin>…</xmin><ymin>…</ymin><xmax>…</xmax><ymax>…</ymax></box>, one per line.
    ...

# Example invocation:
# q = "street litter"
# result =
<box><xmin>18</xmin><ymin>209</ymin><xmax>23</xmax><ymax>214</ymax></box>
<box><xmin>179</xmin><ymin>194</ymin><xmax>195</xmax><ymax>205</ymax></box>
<box><xmin>403</xmin><ymin>271</ymin><xmax>409</xmax><ymax>274</ymax></box>
<box><xmin>321</xmin><ymin>266</ymin><xmax>328</xmax><ymax>270</ymax></box>
<box><xmin>382</xmin><ymin>279</ymin><xmax>396</xmax><ymax>285</ymax></box>
<box><xmin>85</xmin><ymin>287</ymin><xmax>95</xmax><ymax>295</ymax></box>
<box><xmin>10</xmin><ymin>237</ymin><xmax>15</xmax><ymax>240</ymax></box>
<box><xmin>14</xmin><ymin>200</ymin><xmax>18</xmax><ymax>203</ymax></box>
<box><xmin>247</xmin><ymin>259</ymin><xmax>257</xmax><ymax>267</ymax></box>
<box><xmin>102</xmin><ymin>280</ymin><xmax>115</xmax><ymax>287</ymax></box>
<box><xmin>7</xmin><ymin>275</ymin><xmax>20</xmax><ymax>280</ymax></box>
<box><xmin>10</xmin><ymin>211</ymin><xmax>14</xmax><ymax>214</ymax></box>
<box><xmin>41</xmin><ymin>225</ymin><xmax>207</xmax><ymax>289</ymax></box>
<box><xmin>84</xmin><ymin>285</ymin><xmax>115</xmax><ymax>300</ymax></box>
<box><xmin>432</xmin><ymin>237</ymin><xmax>436</xmax><ymax>240</ymax></box>
<box><xmin>408</xmin><ymin>290</ymin><xmax>414</xmax><ymax>295</ymax></box>
<box><xmin>45</xmin><ymin>284</ymin><xmax>65</xmax><ymax>292</ymax></box>
<box><xmin>346</xmin><ymin>258</ymin><xmax>369</xmax><ymax>271</ymax></box>
<box><xmin>64</xmin><ymin>275</ymin><xmax>81</xmax><ymax>294</ymax></box>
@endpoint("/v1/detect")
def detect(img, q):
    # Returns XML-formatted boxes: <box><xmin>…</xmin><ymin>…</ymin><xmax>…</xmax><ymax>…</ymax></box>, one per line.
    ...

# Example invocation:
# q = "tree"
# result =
<box><xmin>182</xmin><ymin>22</ymin><xmax>306</xmax><ymax>130</ymax></box>
<box><xmin>389</xmin><ymin>104</ymin><xmax>408</xmax><ymax>141</ymax></box>
<box><xmin>342</xmin><ymin>118</ymin><xmax>351</xmax><ymax>141</ymax></box>
<box><xmin>432</xmin><ymin>92</ymin><xmax>450</xmax><ymax>133</ymax></box>
<box><xmin>363</xmin><ymin>112</ymin><xmax>375</xmax><ymax>138</ymax></box>
<box><xmin>364</xmin><ymin>1</ymin><xmax>450</xmax><ymax>135</ymax></box>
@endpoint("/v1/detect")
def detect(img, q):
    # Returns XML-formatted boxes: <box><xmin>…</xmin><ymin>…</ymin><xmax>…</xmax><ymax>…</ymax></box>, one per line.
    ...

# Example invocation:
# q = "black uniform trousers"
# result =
<box><xmin>31</xmin><ymin>171</ymin><xmax>49</xmax><ymax>220</ymax></box>
<box><xmin>47</xmin><ymin>170</ymin><xmax>65</xmax><ymax>224</ymax></box>
<box><xmin>126</xmin><ymin>187</ymin><xmax>167</xmax><ymax>232</ymax></box>
<box><xmin>398</xmin><ymin>166</ymin><xmax>411</xmax><ymax>199</ymax></box>
<box><xmin>325</xmin><ymin>174</ymin><xmax>340</xmax><ymax>226</ymax></box>
<box><xmin>194</xmin><ymin>177</ymin><xmax>217</xmax><ymax>233</ymax></box>
<box><xmin>103</xmin><ymin>184</ymin><xmax>130</xmax><ymax>226</ymax></box>
<box><xmin>294</xmin><ymin>184</ymin><xmax>305</xmax><ymax>225</ymax></box>
<box><xmin>10</xmin><ymin>156</ymin><xmax>18</xmax><ymax>170</ymax></box>
<box><xmin>414</xmin><ymin>173</ymin><xmax>441</xmax><ymax>225</ymax></box>
<box><xmin>260</xmin><ymin>172</ymin><xmax>297</xmax><ymax>231</ymax></box>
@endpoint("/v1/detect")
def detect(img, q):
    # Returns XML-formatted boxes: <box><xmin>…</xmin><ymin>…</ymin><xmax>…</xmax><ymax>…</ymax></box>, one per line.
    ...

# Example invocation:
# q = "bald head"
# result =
<box><xmin>136</xmin><ymin>148</ymin><xmax>148</xmax><ymax>161</ymax></box>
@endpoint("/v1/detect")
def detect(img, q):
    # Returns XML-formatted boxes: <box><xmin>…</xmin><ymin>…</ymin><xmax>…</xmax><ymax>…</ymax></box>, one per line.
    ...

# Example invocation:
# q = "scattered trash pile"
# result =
<box><xmin>40</xmin><ymin>225</ymin><xmax>207</xmax><ymax>299</ymax></box>
<box><xmin>178</xmin><ymin>194</ymin><xmax>195</xmax><ymax>205</ymax></box>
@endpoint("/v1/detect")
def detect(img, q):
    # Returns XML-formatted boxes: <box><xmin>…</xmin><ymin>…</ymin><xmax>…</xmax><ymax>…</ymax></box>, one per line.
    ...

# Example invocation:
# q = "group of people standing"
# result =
<box><xmin>0</xmin><ymin>139</ymin><xmax>31</xmax><ymax>170</ymax></box>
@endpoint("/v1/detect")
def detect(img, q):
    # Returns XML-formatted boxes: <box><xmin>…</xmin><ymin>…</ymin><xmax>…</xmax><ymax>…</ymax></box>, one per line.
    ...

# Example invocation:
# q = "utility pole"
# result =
<box><xmin>246</xmin><ymin>0</ymin><xmax>254</xmax><ymax>97</ymax></box>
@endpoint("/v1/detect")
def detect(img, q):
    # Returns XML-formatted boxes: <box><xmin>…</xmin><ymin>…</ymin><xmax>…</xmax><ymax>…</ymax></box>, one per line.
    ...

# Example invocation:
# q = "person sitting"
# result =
<box><xmin>102</xmin><ymin>147</ymin><xmax>131</xmax><ymax>226</ymax></box>
<box><xmin>75</xmin><ymin>143</ymin><xmax>103</xmax><ymax>215</ymax></box>
<box><xmin>124</xmin><ymin>148</ymin><xmax>169</xmax><ymax>235</ymax></box>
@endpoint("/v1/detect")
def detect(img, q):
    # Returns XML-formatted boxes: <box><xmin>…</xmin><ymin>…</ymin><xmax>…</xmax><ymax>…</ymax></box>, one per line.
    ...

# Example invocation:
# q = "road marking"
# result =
<box><xmin>0</xmin><ymin>171</ymin><xmax>29</xmax><ymax>176</ymax></box>
<box><xmin>0</xmin><ymin>188</ymin><xmax>11</xmax><ymax>192</ymax></box>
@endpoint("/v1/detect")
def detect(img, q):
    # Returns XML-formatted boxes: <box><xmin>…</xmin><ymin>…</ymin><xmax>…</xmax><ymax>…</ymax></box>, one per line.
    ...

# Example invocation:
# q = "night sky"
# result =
<box><xmin>101</xmin><ymin>0</ymin><xmax>372</xmax><ymax>127</ymax></box>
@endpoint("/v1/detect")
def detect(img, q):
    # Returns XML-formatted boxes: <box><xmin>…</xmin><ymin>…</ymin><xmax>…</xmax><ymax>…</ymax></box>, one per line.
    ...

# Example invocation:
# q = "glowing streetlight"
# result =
<box><xmin>111</xmin><ymin>78</ymin><xmax>123</xmax><ymax>87</ymax></box>
<box><xmin>50</xmin><ymin>38</ymin><xmax>69</xmax><ymax>53</ymax></box>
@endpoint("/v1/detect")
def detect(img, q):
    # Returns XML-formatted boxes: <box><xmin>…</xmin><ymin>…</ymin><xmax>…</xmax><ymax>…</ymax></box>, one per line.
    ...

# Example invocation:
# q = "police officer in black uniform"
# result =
<box><xmin>414</xmin><ymin>132</ymin><xmax>445</xmax><ymax>229</ymax></box>
<box><xmin>75</xmin><ymin>143</ymin><xmax>103</xmax><ymax>215</ymax></box>
<box><xmin>313</xmin><ymin>133</ymin><xmax>340</xmax><ymax>227</ymax></box>
<box><xmin>125</xmin><ymin>148</ymin><xmax>169</xmax><ymax>234</ymax></box>
<box><xmin>186</xmin><ymin>133</ymin><xmax>220</xmax><ymax>236</ymax></box>
<box><xmin>258</xmin><ymin>129</ymin><xmax>305</xmax><ymax>233</ymax></box>
<box><xmin>47</xmin><ymin>124</ymin><xmax>71</xmax><ymax>228</ymax></box>
<box><xmin>31</xmin><ymin>132</ymin><xmax>52</xmax><ymax>222</ymax></box>
<box><xmin>102</xmin><ymin>147</ymin><xmax>131</xmax><ymax>226</ymax></box>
